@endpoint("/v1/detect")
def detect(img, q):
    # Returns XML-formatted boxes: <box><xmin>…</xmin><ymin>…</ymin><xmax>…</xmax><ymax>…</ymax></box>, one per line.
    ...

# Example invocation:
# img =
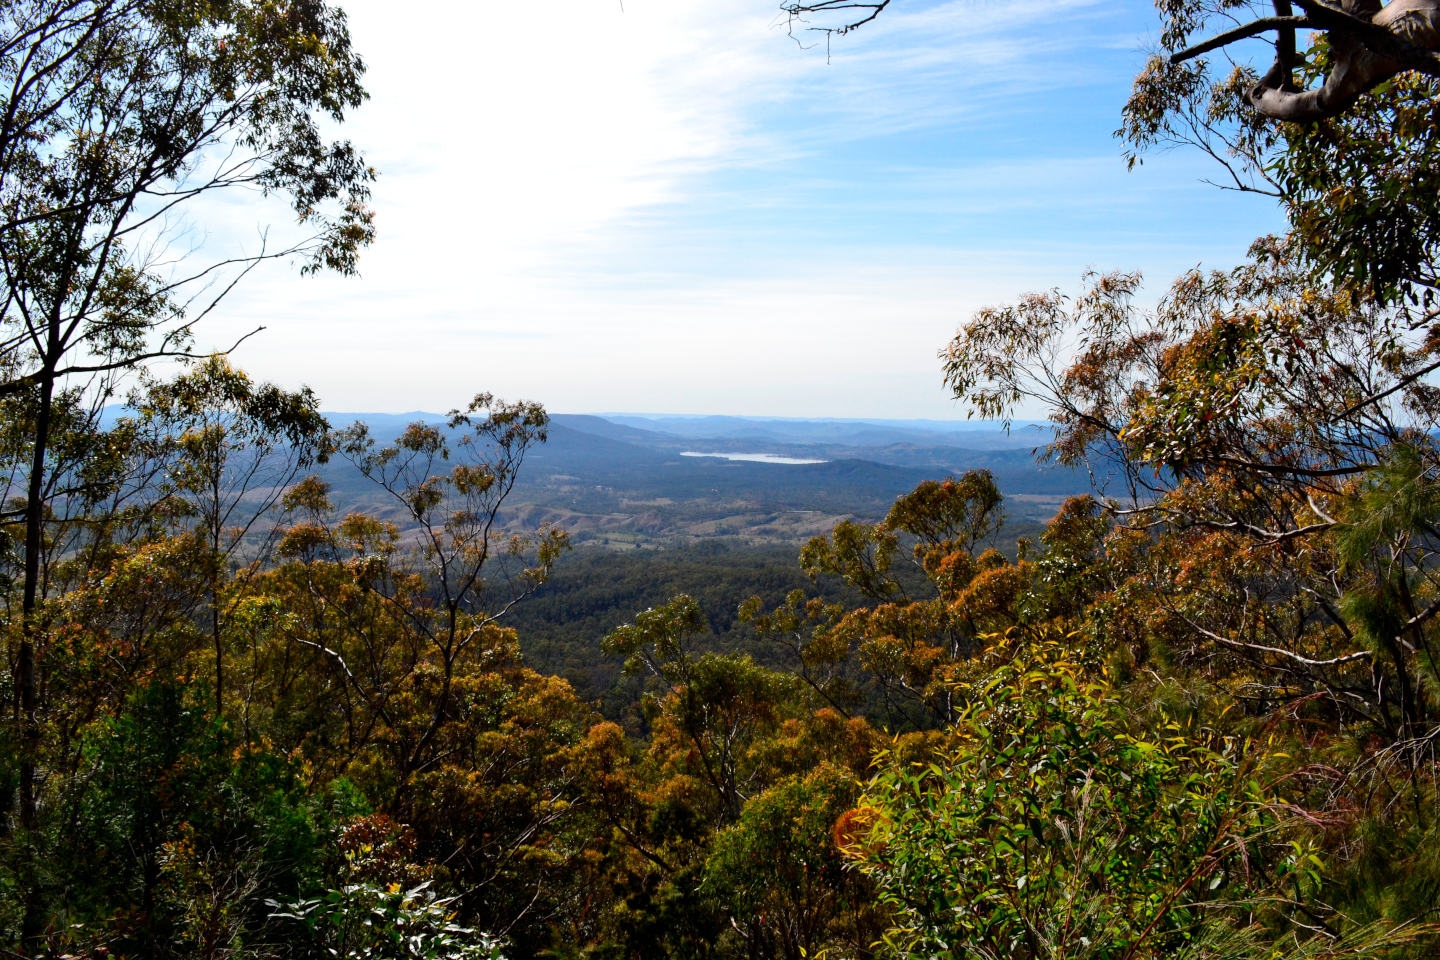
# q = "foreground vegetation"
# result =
<box><xmin>4</xmin><ymin>0</ymin><xmax>1440</xmax><ymax>956</ymax></box>
<box><xmin>3</xmin><ymin>363</ymin><xmax>1438</xmax><ymax>958</ymax></box>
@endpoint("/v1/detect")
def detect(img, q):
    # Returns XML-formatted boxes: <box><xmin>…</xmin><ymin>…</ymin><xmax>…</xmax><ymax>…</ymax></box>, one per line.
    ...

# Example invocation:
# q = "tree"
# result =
<box><xmin>590</xmin><ymin>593</ymin><xmax>885</xmax><ymax>957</ymax></box>
<box><xmin>701</xmin><ymin>762</ymin><xmax>883</xmax><ymax>960</ymax></box>
<box><xmin>942</xmin><ymin>251</ymin><xmax>1440</xmax><ymax>741</ymax></box>
<box><xmin>852</xmin><ymin>640</ymin><xmax>1431</xmax><ymax>960</ymax></box>
<box><xmin>324</xmin><ymin>398</ymin><xmax>568</xmax><ymax>789</ymax></box>
<box><xmin>1151</xmin><ymin>0</ymin><xmax>1440</xmax><ymax>123</ymax></box>
<box><xmin>224</xmin><ymin>403</ymin><xmax>594</xmax><ymax>950</ymax></box>
<box><xmin>0</xmin><ymin>0</ymin><xmax>373</xmax><ymax>901</ymax></box>
<box><xmin>603</xmin><ymin>595</ymin><xmax>803</xmax><ymax>823</ymax></box>
<box><xmin>747</xmin><ymin>471</ymin><xmax>1028</xmax><ymax>729</ymax></box>
<box><xmin>134</xmin><ymin>355</ymin><xmax>330</xmax><ymax>715</ymax></box>
<box><xmin>773</xmin><ymin>1</ymin><xmax>1440</xmax><ymax>954</ymax></box>
<box><xmin>49</xmin><ymin>680</ymin><xmax>351</xmax><ymax>957</ymax></box>
<box><xmin>1120</xmin><ymin>0</ymin><xmax>1440</xmax><ymax>305</ymax></box>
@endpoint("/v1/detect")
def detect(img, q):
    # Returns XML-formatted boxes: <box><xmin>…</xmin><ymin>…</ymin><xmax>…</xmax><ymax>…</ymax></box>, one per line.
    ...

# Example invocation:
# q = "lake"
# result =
<box><xmin>680</xmin><ymin>451</ymin><xmax>828</xmax><ymax>465</ymax></box>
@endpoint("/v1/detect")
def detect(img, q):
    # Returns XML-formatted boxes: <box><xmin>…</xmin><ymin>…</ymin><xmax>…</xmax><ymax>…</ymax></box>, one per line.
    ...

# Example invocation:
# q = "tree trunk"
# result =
<box><xmin>213</xmin><ymin>487</ymin><xmax>223</xmax><ymax>718</ymax></box>
<box><xmin>18</xmin><ymin>360</ymin><xmax>55</xmax><ymax>946</ymax></box>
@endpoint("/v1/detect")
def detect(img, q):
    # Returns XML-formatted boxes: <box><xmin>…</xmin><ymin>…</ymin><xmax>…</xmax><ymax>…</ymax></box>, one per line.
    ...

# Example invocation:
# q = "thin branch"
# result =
<box><xmin>781</xmin><ymin>0</ymin><xmax>890</xmax><ymax>37</ymax></box>
<box><xmin>1184</xmin><ymin>616</ymin><xmax>1373</xmax><ymax>668</ymax></box>
<box><xmin>1331</xmin><ymin>355</ymin><xmax>1440</xmax><ymax>423</ymax></box>
<box><xmin>1171</xmin><ymin>16</ymin><xmax>1312</xmax><ymax>64</ymax></box>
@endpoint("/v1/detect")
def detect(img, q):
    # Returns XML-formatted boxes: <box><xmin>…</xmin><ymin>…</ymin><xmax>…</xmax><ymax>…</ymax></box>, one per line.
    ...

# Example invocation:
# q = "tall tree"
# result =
<box><xmin>942</xmin><ymin>252</ymin><xmax>1440</xmax><ymax>739</ymax></box>
<box><xmin>0</xmin><ymin>0</ymin><xmax>371</xmax><ymax>941</ymax></box>
<box><xmin>748</xmin><ymin>470</ymin><xmax>1025</xmax><ymax>729</ymax></box>
<box><xmin>134</xmin><ymin>356</ymin><xmax>329</xmax><ymax>715</ymax></box>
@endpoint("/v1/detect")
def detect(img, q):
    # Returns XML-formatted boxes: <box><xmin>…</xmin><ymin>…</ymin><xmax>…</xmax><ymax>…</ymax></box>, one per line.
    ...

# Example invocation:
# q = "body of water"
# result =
<box><xmin>680</xmin><ymin>451</ymin><xmax>828</xmax><ymax>465</ymax></box>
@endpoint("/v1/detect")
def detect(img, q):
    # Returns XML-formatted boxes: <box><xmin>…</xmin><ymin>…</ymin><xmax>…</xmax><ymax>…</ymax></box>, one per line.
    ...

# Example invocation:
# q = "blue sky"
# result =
<box><xmin>199</xmin><ymin>0</ymin><xmax>1285</xmax><ymax>418</ymax></box>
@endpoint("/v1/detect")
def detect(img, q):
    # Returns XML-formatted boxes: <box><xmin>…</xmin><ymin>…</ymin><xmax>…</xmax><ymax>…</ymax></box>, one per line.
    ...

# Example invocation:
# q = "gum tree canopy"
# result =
<box><xmin>0</xmin><ymin>0</ymin><xmax>373</xmax><ymax>929</ymax></box>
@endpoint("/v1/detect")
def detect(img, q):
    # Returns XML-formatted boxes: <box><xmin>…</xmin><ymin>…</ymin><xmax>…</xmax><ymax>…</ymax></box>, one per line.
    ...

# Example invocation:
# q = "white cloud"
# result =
<box><xmin>196</xmin><ymin>0</ymin><xmax>1286</xmax><ymax>417</ymax></box>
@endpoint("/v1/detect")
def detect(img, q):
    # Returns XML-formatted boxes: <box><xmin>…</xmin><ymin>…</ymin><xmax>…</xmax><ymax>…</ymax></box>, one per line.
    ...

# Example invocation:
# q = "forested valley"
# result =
<box><xmin>3</xmin><ymin>0</ymin><xmax>1440</xmax><ymax>957</ymax></box>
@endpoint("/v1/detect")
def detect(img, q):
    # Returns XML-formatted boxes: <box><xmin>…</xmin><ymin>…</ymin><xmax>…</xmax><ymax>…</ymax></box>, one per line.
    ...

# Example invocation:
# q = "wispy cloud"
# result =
<box><xmin>199</xmin><ymin>0</ymin><xmax>1285</xmax><ymax>417</ymax></box>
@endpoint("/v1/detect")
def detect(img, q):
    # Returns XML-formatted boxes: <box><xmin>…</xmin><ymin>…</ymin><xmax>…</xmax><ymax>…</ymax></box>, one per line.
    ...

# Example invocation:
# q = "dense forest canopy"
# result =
<box><xmin>1</xmin><ymin>0</ymin><xmax>1439</xmax><ymax>958</ymax></box>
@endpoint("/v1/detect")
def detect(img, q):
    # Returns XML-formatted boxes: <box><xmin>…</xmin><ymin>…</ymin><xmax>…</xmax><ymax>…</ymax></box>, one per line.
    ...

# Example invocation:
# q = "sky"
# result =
<box><xmin>194</xmin><ymin>0</ymin><xmax>1286</xmax><ymax>419</ymax></box>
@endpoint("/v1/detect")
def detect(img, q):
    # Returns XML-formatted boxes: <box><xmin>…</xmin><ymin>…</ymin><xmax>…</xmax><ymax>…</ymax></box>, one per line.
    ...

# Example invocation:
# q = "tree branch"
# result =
<box><xmin>1170</xmin><ymin>16</ymin><xmax>1313</xmax><ymax>64</ymax></box>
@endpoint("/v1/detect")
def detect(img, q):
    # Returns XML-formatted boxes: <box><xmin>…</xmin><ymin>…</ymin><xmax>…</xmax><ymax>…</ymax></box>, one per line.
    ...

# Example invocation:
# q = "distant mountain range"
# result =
<box><xmin>578</xmin><ymin>414</ymin><xmax>1052</xmax><ymax>449</ymax></box>
<box><xmin>322</xmin><ymin>411</ymin><xmax>1054</xmax><ymax>451</ymax></box>
<box><xmin>97</xmin><ymin>406</ymin><xmax>1092</xmax><ymax>547</ymax></box>
<box><xmin>305</xmin><ymin>412</ymin><xmax>1094</xmax><ymax>548</ymax></box>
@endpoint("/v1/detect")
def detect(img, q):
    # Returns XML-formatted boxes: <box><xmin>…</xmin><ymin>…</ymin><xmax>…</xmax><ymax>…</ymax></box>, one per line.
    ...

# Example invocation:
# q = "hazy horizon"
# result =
<box><xmin>316</xmin><ymin>411</ymin><xmax>1050</xmax><ymax>428</ymax></box>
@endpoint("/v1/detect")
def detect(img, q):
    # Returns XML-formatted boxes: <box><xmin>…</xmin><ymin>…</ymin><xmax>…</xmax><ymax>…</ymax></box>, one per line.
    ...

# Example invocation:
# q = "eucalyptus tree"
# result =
<box><xmin>1121</xmin><ymin>0</ymin><xmax>1440</xmax><ymax>306</ymax></box>
<box><xmin>132</xmin><ymin>356</ymin><xmax>330</xmax><ymax>715</ymax></box>
<box><xmin>325</xmin><ymin>396</ymin><xmax>569</xmax><ymax>794</ymax></box>
<box><xmin>0</xmin><ymin>0</ymin><xmax>372</xmax><ymax>938</ymax></box>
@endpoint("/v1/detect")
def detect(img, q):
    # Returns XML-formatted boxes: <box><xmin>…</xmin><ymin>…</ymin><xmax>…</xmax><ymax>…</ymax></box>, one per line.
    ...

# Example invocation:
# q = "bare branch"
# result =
<box><xmin>780</xmin><ymin>0</ymin><xmax>890</xmax><ymax>37</ymax></box>
<box><xmin>1170</xmin><ymin>16</ymin><xmax>1313</xmax><ymax>64</ymax></box>
<box><xmin>1184</xmin><ymin>616</ymin><xmax>1374</xmax><ymax>668</ymax></box>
